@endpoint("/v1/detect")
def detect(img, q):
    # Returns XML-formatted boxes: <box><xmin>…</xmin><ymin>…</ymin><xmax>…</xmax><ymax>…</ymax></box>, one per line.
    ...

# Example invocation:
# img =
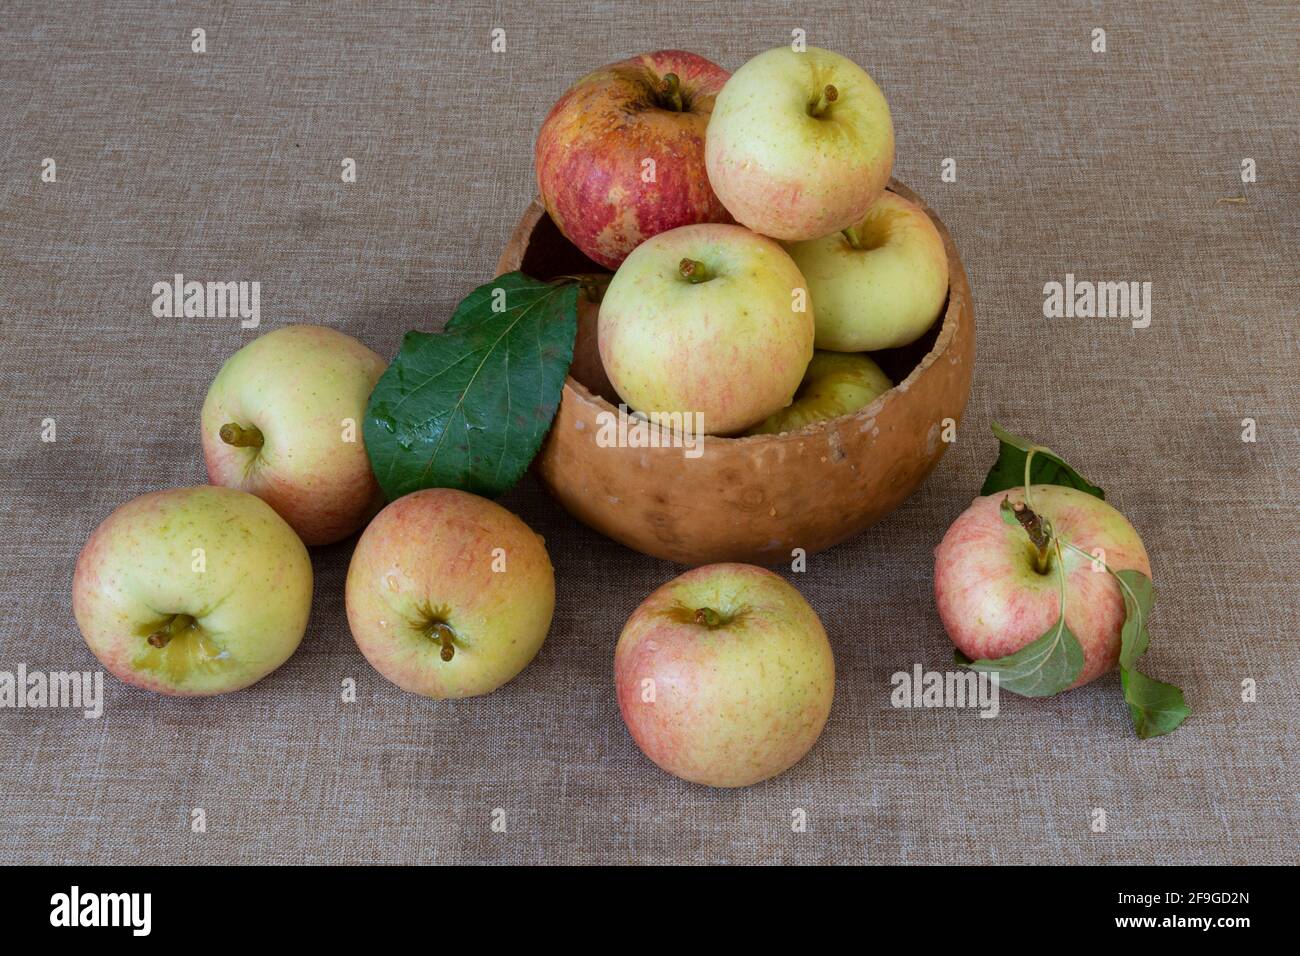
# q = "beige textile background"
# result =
<box><xmin>1</xmin><ymin>1</ymin><xmax>1296</xmax><ymax>865</ymax></box>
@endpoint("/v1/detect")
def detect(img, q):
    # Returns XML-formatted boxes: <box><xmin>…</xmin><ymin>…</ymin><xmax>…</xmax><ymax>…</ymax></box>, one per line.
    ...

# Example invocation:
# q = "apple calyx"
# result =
<box><xmin>147</xmin><ymin>613</ymin><xmax>196</xmax><ymax>649</ymax></box>
<box><xmin>809</xmin><ymin>84</ymin><xmax>838</xmax><ymax>117</ymax></box>
<box><xmin>656</xmin><ymin>72</ymin><xmax>685</xmax><ymax>112</ymax></box>
<box><xmin>1006</xmin><ymin>499</ymin><xmax>1054</xmax><ymax>575</ymax></box>
<box><xmin>219</xmin><ymin>422</ymin><xmax>264</xmax><ymax>449</ymax></box>
<box><xmin>679</xmin><ymin>258</ymin><xmax>713</xmax><ymax>283</ymax></box>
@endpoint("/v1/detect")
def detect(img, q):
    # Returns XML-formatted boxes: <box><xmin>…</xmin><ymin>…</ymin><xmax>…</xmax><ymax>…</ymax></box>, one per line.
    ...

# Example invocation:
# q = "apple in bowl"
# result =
<box><xmin>615</xmin><ymin>563</ymin><xmax>835</xmax><ymax>788</ymax></box>
<box><xmin>201</xmin><ymin>324</ymin><xmax>387</xmax><ymax>546</ymax></box>
<box><xmin>598</xmin><ymin>222</ymin><xmax>814</xmax><ymax>435</ymax></box>
<box><xmin>495</xmin><ymin>180</ymin><xmax>975</xmax><ymax>565</ymax></box>
<box><xmin>744</xmin><ymin>350</ymin><xmax>891</xmax><ymax>435</ymax></box>
<box><xmin>72</xmin><ymin>486</ymin><xmax>313</xmax><ymax>695</ymax></box>
<box><xmin>535</xmin><ymin>50</ymin><xmax>732</xmax><ymax>269</ymax></box>
<box><xmin>345</xmin><ymin>488</ymin><xmax>555</xmax><ymax>699</ymax></box>
<box><xmin>706</xmin><ymin>46</ymin><xmax>894</xmax><ymax>241</ymax></box>
<box><xmin>567</xmin><ymin>273</ymin><xmax>617</xmax><ymax>403</ymax></box>
<box><xmin>787</xmin><ymin>190</ymin><xmax>949</xmax><ymax>351</ymax></box>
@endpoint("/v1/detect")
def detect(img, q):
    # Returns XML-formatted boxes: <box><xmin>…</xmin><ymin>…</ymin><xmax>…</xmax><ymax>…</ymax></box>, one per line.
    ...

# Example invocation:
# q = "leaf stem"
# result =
<box><xmin>1060</xmin><ymin>539</ymin><xmax>1143</xmax><ymax>609</ymax></box>
<box><xmin>1023</xmin><ymin>446</ymin><xmax>1038</xmax><ymax>508</ymax></box>
<box><xmin>1052</xmin><ymin>539</ymin><xmax>1067</xmax><ymax>622</ymax></box>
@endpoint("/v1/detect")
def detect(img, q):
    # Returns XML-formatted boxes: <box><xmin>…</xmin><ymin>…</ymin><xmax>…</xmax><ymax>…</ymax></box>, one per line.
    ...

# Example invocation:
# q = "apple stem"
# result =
<box><xmin>430</xmin><ymin>622</ymin><xmax>456</xmax><ymax>662</ymax></box>
<box><xmin>580</xmin><ymin>276</ymin><xmax>610</xmax><ymax>303</ymax></box>
<box><xmin>658</xmin><ymin>72</ymin><xmax>684</xmax><ymax>111</ymax></box>
<box><xmin>1010</xmin><ymin>501</ymin><xmax>1053</xmax><ymax>575</ymax></box>
<box><xmin>693</xmin><ymin>607</ymin><xmax>723</xmax><ymax>628</ymax></box>
<box><xmin>147</xmin><ymin>613</ymin><xmax>195</xmax><ymax>649</ymax></box>
<box><xmin>679</xmin><ymin>258</ymin><xmax>712</xmax><ymax>283</ymax></box>
<box><xmin>841</xmin><ymin>228</ymin><xmax>863</xmax><ymax>250</ymax></box>
<box><xmin>552</xmin><ymin>273</ymin><xmax>612</xmax><ymax>303</ymax></box>
<box><xmin>219</xmin><ymin>422</ymin><xmax>264</xmax><ymax>449</ymax></box>
<box><xmin>810</xmin><ymin>84</ymin><xmax>838</xmax><ymax>117</ymax></box>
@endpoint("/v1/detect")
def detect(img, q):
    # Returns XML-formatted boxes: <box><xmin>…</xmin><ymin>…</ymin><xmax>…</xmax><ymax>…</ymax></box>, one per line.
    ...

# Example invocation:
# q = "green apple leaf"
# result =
<box><xmin>1111</xmin><ymin>568</ymin><xmax>1190</xmax><ymax>738</ymax></box>
<box><xmin>364</xmin><ymin>273</ymin><xmax>578</xmax><ymax>501</ymax></box>
<box><xmin>980</xmin><ymin>421</ymin><xmax>1106</xmax><ymax>499</ymax></box>
<box><xmin>1114</xmin><ymin>568</ymin><xmax>1155</xmax><ymax>669</ymax></box>
<box><xmin>1121</xmin><ymin>667</ymin><xmax>1190</xmax><ymax>739</ymax></box>
<box><xmin>958</xmin><ymin>613</ymin><xmax>1086</xmax><ymax>697</ymax></box>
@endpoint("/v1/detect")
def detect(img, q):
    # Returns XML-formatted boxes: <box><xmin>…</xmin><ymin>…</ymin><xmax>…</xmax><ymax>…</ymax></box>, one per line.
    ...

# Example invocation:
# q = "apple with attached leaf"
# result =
<box><xmin>934</xmin><ymin>425</ymin><xmax>1189</xmax><ymax>738</ymax></box>
<box><xmin>615</xmin><ymin>563</ymin><xmax>835</xmax><ymax>788</ymax></box>
<box><xmin>935</xmin><ymin>484</ymin><xmax>1150</xmax><ymax>688</ymax></box>
<box><xmin>201</xmin><ymin>325</ymin><xmax>387</xmax><ymax>546</ymax></box>
<box><xmin>73</xmin><ymin>486</ymin><xmax>313</xmax><ymax>695</ymax></box>
<box><xmin>598</xmin><ymin>222</ymin><xmax>814</xmax><ymax>435</ymax></box>
<box><xmin>345</xmin><ymin>488</ymin><xmax>555</xmax><ymax>699</ymax></box>
<box><xmin>536</xmin><ymin>50</ymin><xmax>732</xmax><ymax>269</ymax></box>
<box><xmin>705</xmin><ymin>45</ymin><xmax>894</xmax><ymax>241</ymax></box>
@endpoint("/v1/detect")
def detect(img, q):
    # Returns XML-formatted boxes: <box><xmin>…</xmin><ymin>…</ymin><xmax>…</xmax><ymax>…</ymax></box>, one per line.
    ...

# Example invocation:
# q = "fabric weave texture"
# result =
<box><xmin>0</xmin><ymin>1</ymin><xmax>1296</xmax><ymax>864</ymax></box>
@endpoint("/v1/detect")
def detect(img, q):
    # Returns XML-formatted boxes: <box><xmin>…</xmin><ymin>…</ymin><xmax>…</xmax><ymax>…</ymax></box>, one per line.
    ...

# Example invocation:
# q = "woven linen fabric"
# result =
<box><xmin>1</xmin><ymin>1</ymin><xmax>1296</xmax><ymax>865</ymax></box>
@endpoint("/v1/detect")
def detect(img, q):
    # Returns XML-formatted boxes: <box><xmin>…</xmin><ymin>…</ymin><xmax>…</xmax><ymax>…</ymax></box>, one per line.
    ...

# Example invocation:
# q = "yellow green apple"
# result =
<box><xmin>615</xmin><ymin>563</ymin><xmax>835</xmax><ymax>788</ymax></box>
<box><xmin>72</xmin><ymin>486</ymin><xmax>313</xmax><ymax>696</ymax></box>
<box><xmin>598</xmin><ymin>223</ymin><xmax>814</xmax><ymax>435</ymax></box>
<box><xmin>345</xmin><ymin>488</ymin><xmax>555</xmax><ymax>699</ymax></box>
<box><xmin>745</xmin><ymin>350</ymin><xmax>892</xmax><ymax>435</ymax></box>
<box><xmin>705</xmin><ymin>45</ymin><xmax>894</xmax><ymax>241</ymax></box>
<box><xmin>787</xmin><ymin>191</ymin><xmax>949</xmax><ymax>351</ymax></box>
<box><xmin>201</xmin><ymin>325</ymin><xmax>387</xmax><ymax>546</ymax></box>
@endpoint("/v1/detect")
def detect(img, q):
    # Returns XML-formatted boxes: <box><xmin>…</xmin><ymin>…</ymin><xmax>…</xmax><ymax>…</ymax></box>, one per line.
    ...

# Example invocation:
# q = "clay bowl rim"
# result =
<box><xmin>498</xmin><ymin>177</ymin><xmax>965</xmax><ymax>446</ymax></box>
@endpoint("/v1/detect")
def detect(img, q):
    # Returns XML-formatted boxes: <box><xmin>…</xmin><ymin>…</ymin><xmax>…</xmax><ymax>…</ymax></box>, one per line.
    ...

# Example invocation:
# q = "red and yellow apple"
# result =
<box><xmin>201</xmin><ymin>324</ymin><xmax>387</xmax><ymax>546</ymax></box>
<box><xmin>345</xmin><ymin>488</ymin><xmax>555</xmax><ymax>699</ymax></box>
<box><xmin>615</xmin><ymin>563</ymin><xmax>835</xmax><ymax>788</ymax></box>
<box><xmin>73</xmin><ymin>486</ymin><xmax>313</xmax><ymax>696</ymax></box>
<box><xmin>535</xmin><ymin>49</ymin><xmax>732</xmax><ymax>269</ymax></box>
<box><xmin>744</xmin><ymin>350</ymin><xmax>891</xmax><ymax>435</ymax></box>
<box><xmin>787</xmin><ymin>191</ymin><xmax>948</xmax><ymax>351</ymax></box>
<box><xmin>705</xmin><ymin>46</ymin><xmax>894</xmax><ymax>241</ymax></box>
<box><xmin>598</xmin><ymin>223</ymin><xmax>814</xmax><ymax>435</ymax></box>
<box><xmin>934</xmin><ymin>485</ymin><xmax>1152</xmax><ymax>688</ymax></box>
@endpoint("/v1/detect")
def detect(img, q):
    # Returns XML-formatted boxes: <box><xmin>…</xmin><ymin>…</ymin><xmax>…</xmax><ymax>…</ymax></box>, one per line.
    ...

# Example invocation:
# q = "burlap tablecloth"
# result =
<box><xmin>1</xmin><ymin>1</ymin><xmax>1296</xmax><ymax>865</ymax></box>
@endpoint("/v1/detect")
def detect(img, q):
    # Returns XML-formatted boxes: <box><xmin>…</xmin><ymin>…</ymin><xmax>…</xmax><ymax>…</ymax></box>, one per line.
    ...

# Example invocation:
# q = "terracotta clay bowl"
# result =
<box><xmin>495</xmin><ymin>179</ymin><xmax>974</xmax><ymax>566</ymax></box>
